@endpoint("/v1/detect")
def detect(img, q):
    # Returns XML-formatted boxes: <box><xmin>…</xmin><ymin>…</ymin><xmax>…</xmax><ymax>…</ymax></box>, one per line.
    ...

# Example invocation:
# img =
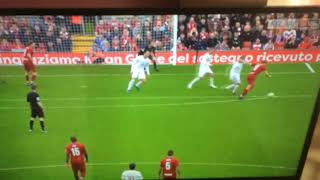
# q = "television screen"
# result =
<box><xmin>0</xmin><ymin>12</ymin><xmax>319</xmax><ymax>180</ymax></box>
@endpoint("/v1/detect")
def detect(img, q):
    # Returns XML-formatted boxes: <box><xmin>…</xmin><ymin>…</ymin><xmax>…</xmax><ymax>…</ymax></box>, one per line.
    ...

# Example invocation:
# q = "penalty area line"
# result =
<box><xmin>0</xmin><ymin>162</ymin><xmax>296</xmax><ymax>171</ymax></box>
<box><xmin>304</xmin><ymin>63</ymin><xmax>315</xmax><ymax>73</ymax></box>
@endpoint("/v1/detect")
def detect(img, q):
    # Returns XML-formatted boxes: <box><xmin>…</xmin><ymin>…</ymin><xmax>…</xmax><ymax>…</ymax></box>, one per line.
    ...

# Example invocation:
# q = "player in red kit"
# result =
<box><xmin>159</xmin><ymin>150</ymin><xmax>180</xmax><ymax>179</ymax></box>
<box><xmin>65</xmin><ymin>136</ymin><xmax>89</xmax><ymax>180</ymax></box>
<box><xmin>239</xmin><ymin>60</ymin><xmax>271</xmax><ymax>99</ymax></box>
<box><xmin>22</xmin><ymin>41</ymin><xmax>37</xmax><ymax>86</ymax></box>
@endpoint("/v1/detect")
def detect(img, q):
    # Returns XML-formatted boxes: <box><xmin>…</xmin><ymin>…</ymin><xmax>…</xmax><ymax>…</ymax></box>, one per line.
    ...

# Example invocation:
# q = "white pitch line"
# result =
<box><xmin>0</xmin><ymin>71</ymin><xmax>317</xmax><ymax>78</ymax></box>
<box><xmin>304</xmin><ymin>63</ymin><xmax>315</xmax><ymax>73</ymax></box>
<box><xmin>0</xmin><ymin>161</ymin><xmax>296</xmax><ymax>171</ymax></box>
<box><xmin>0</xmin><ymin>94</ymin><xmax>313</xmax><ymax>102</ymax></box>
<box><xmin>0</xmin><ymin>95</ymin><xmax>313</xmax><ymax>110</ymax></box>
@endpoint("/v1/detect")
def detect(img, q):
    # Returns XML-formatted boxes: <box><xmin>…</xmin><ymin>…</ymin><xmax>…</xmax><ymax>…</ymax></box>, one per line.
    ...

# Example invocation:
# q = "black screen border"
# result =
<box><xmin>0</xmin><ymin>6</ymin><xmax>319</xmax><ymax>180</ymax></box>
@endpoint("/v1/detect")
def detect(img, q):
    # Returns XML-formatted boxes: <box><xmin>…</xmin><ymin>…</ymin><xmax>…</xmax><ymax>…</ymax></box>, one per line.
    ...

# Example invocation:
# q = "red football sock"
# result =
<box><xmin>242</xmin><ymin>88</ymin><xmax>249</xmax><ymax>96</ymax></box>
<box><xmin>31</xmin><ymin>74</ymin><xmax>36</xmax><ymax>81</ymax></box>
<box><xmin>25</xmin><ymin>75</ymin><xmax>29</xmax><ymax>81</ymax></box>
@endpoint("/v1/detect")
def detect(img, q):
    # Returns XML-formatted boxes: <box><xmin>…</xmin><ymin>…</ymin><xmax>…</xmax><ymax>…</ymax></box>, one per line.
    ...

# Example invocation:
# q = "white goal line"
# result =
<box><xmin>0</xmin><ymin>161</ymin><xmax>296</xmax><ymax>171</ymax></box>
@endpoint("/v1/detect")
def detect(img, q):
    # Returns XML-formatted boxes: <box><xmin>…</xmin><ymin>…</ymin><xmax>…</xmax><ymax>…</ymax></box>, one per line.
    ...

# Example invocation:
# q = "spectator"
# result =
<box><xmin>312</xmin><ymin>36</ymin><xmax>320</xmax><ymax>48</ymax></box>
<box><xmin>258</xmin><ymin>30</ymin><xmax>269</xmax><ymax>45</ymax></box>
<box><xmin>55</xmin><ymin>38</ymin><xmax>64</xmax><ymax>52</ymax></box>
<box><xmin>111</xmin><ymin>36</ymin><xmax>121</xmax><ymax>51</ymax></box>
<box><xmin>310</xmin><ymin>12</ymin><xmax>319</xmax><ymax>30</ymax></box>
<box><xmin>0</xmin><ymin>39</ymin><xmax>12</xmax><ymax>51</ymax></box>
<box><xmin>252</xmin><ymin>38</ymin><xmax>262</xmax><ymax>50</ymax></box>
<box><xmin>298</xmin><ymin>36</ymin><xmax>312</xmax><ymax>49</ymax></box>
<box><xmin>230</xmin><ymin>32</ymin><xmax>241</xmax><ymax>50</ymax></box>
<box><xmin>298</xmin><ymin>13</ymin><xmax>310</xmax><ymax>31</ymax></box>
<box><xmin>13</xmin><ymin>38</ymin><xmax>25</xmax><ymax>49</ymax></box>
<box><xmin>187</xmin><ymin>17</ymin><xmax>197</xmax><ymax>37</ymax></box>
<box><xmin>215</xmin><ymin>40</ymin><xmax>230</xmax><ymax>51</ymax></box>
<box><xmin>207</xmin><ymin>31</ymin><xmax>220</xmax><ymax>49</ymax></box>
<box><xmin>101</xmin><ymin>40</ymin><xmax>111</xmax><ymax>52</ymax></box>
<box><xmin>240</xmin><ymin>23</ymin><xmax>253</xmax><ymax>42</ymax></box>
<box><xmin>32</xmin><ymin>24</ymin><xmax>44</xmax><ymax>45</ymax></box>
<box><xmin>287</xmin><ymin>13</ymin><xmax>298</xmax><ymax>30</ymax></box>
<box><xmin>283</xmin><ymin>28</ymin><xmax>296</xmax><ymax>41</ymax></box>
<box><xmin>135</xmin><ymin>33</ymin><xmax>146</xmax><ymax>50</ymax></box>
<box><xmin>46</xmin><ymin>41</ymin><xmax>55</xmax><ymax>52</ymax></box>
<box><xmin>273</xmin><ymin>30</ymin><xmax>285</xmax><ymax>50</ymax></box>
<box><xmin>263</xmin><ymin>39</ymin><xmax>275</xmax><ymax>50</ymax></box>
<box><xmin>284</xmin><ymin>37</ymin><xmax>298</xmax><ymax>49</ymax></box>
<box><xmin>59</xmin><ymin>26</ymin><xmax>72</xmax><ymax>52</ymax></box>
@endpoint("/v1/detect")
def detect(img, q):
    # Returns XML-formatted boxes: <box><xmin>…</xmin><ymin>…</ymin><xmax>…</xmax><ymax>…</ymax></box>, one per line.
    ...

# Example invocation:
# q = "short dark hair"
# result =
<box><xmin>70</xmin><ymin>136</ymin><xmax>77</xmax><ymax>142</ymax></box>
<box><xmin>27</xmin><ymin>41</ymin><xmax>34</xmax><ymax>46</ymax></box>
<box><xmin>31</xmin><ymin>84</ymin><xmax>37</xmax><ymax>90</ymax></box>
<box><xmin>129</xmin><ymin>163</ymin><xmax>136</xmax><ymax>170</ymax></box>
<box><xmin>167</xmin><ymin>150</ymin><xmax>174</xmax><ymax>156</ymax></box>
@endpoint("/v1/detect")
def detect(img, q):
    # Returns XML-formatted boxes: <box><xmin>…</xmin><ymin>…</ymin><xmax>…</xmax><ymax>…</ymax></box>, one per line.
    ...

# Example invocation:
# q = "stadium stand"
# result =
<box><xmin>0</xmin><ymin>13</ymin><xmax>319</xmax><ymax>54</ymax></box>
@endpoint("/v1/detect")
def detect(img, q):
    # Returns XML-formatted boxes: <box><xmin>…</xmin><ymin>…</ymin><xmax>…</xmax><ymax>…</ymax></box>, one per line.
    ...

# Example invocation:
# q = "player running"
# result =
<box><xmin>187</xmin><ymin>49</ymin><xmax>217</xmax><ymax>89</ymax></box>
<box><xmin>27</xmin><ymin>84</ymin><xmax>46</xmax><ymax>133</ymax></box>
<box><xmin>127</xmin><ymin>49</ymin><xmax>151</xmax><ymax>93</ymax></box>
<box><xmin>121</xmin><ymin>163</ymin><xmax>143</xmax><ymax>180</ymax></box>
<box><xmin>159</xmin><ymin>150</ymin><xmax>180</xmax><ymax>179</ymax></box>
<box><xmin>225</xmin><ymin>56</ymin><xmax>245</xmax><ymax>94</ymax></box>
<box><xmin>22</xmin><ymin>41</ymin><xmax>37</xmax><ymax>86</ymax></box>
<box><xmin>239</xmin><ymin>60</ymin><xmax>271</xmax><ymax>99</ymax></box>
<box><xmin>65</xmin><ymin>136</ymin><xmax>89</xmax><ymax>180</ymax></box>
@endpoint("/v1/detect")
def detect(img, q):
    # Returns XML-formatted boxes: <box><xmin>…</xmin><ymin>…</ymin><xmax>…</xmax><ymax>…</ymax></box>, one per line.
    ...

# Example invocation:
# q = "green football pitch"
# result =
<box><xmin>0</xmin><ymin>63</ymin><xmax>319</xmax><ymax>180</ymax></box>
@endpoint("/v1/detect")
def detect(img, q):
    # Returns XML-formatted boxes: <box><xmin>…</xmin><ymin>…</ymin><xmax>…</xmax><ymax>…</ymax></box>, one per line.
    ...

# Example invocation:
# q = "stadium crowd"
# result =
<box><xmin>177</xmin><ymin>13</ymin><xmax>320</xmax><ymax>51</ymax></box>
<box><xmin>0</xmin><ymin>16</ymin><xmax>72</xmax><ymax>52</ymax></box>
<box><xmin>92</xmin><ymin>15</ymin><xmax>173</xmax><ymax>52</ymax></box>
<box><xmin>1</xmin><ymin>13</ymin><xmax>320</xmax><ymax>53</ymax></box>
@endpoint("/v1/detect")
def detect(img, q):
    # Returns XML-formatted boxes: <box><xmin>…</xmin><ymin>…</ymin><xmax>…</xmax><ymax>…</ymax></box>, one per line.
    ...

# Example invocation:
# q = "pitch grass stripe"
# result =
<box><xmin>0</xmin><ymin>94</ymin><xmax>313</xmax><ymax>102</ymax></box>
<box><xmin>0</xmin><ymin>162</ymin><xmax>296</xmax><ymax>171</ymax></box>
<box><xmin>304</xmin><ymin>63</ymin><xmax>316</xmax><ymax>73</ymax></box>
<box><xmin>0</xmin><ymin>71</ymin><xmax>318</xmax><ymax>78</ymax></box>
<box><xmin>0</xmin><ymin>95</ymin><xmax>313</xmax><ymax>110</ymax></box>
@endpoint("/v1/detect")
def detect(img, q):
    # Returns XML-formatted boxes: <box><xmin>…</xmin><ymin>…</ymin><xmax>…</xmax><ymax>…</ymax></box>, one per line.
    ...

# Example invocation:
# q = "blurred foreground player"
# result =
<box><xmin>239</xmin><ymin>60</ymin><xmax>271</xmax><ymax>99</ymax></box>
<box><xmin>159</xmin><ymin>150</ymin><xmax>180</xmax><ymax>179</ymax></box>
<box><xmin>121</xmin><ymin>163</ymin><xmax>143</xmax><ymax>180</ymax></box>
<box><xmin>27</xmin><ymin>84</ymin><xmax>46</xmax><ymax>133</ymax></box>
<box><xmin>22</xmin><ymin>41</ymin><xmax>37</xmax><ymax>86</ymax></box>
<box><xmin>225</xmin><ymin>56</ymin><xmax>245</xmax><ymax>94</ymax></box>
<box><xmin>65</xmin><ymin>136</ymin><xmax>89</xmax><ymax>180</ymax></box>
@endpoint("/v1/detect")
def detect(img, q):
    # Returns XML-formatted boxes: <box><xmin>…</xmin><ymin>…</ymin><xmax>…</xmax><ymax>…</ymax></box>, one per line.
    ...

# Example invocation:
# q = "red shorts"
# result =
<box><xmin>71</xmin><ymin>161</ymin><xmax>86</xmax><ymax>177</ymax></box>
<box><xmin>247</xmin><ymin>73</ymin><xmax>256</xmax><ymax>85</ymax></box>
<box><xmin>23</xmin><ymin>60</ymin><xmax>36</xmax><ymax>73</ymax></box>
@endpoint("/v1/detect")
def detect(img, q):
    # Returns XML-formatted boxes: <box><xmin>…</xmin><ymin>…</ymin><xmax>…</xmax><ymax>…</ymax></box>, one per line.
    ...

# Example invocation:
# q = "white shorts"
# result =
<box><xmin>131</xmin><ymin>69</ymin><xmax>146</xmax><ymax>80</ymax></box>
<box><xmin>230</xmin><ymin>73</ymin><xmax>241</xmax><ymax>84</ymax></box>
<box><xmin>198</xmin><ymin>65</ymin><xmax>213</xmax><ymax>78</ymax></box>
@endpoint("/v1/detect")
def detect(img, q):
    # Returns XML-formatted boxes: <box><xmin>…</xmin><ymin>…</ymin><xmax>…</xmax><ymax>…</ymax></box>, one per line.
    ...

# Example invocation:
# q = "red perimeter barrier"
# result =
<box><xmin>0</xmin><ymin>49</ymin><xmax>319</xmax><ymax>65</ymax></box>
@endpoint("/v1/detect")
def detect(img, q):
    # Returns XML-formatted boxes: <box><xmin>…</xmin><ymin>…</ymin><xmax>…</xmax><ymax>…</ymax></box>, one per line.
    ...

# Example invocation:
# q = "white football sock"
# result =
<box><xmin>189</xmin><ymin>77</ymin><xmax>200</xmax><ymax>87</ymax></box>
<box><xmin>232</xmin><ymin>84</ymin><xmax>239</xmax><ymax>93</ymax></box>
<box><xmin>209</xmin><ymin>77</ymin><xmax>214</xmax><ymax>86</ymax></box>
<box><xmin>136</xmin><ymin>80</ymin><xmax>143</xmax><ymax>87</ymax></box>
<box><xmin>127</xmin><ymin>79</ymin><xmax>135</xmax><ymax>90</ymax></box>
<box><xmin>225</xmin><ymin>84</ymin><xmax>234</xmax><ymax>89</ymax></box>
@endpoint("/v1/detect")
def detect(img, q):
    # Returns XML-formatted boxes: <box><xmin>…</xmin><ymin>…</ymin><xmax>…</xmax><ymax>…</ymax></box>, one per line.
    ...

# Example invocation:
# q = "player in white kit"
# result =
<box><xmin>225</xmin><ymin>56</ymin><xmax>245</xmax><ymax>94</ymax></box>
<box><xmin>121</xmin><ymin>163</ymin><xmax>143</xmax><ymax>180</ymax></box>
<box><xmin>188</xmin><ymin>49</ymin><xmax>217</xmax><ymax>89</ymax></box>
<box><xmin>127</xmin><ymin>49</ymin><xmax>150</xmax><ymax>93</ymax></box>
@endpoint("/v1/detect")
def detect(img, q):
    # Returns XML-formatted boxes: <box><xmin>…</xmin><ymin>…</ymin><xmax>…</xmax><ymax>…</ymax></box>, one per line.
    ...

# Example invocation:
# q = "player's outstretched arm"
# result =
<box><xmin>158</xmin><ymin>167</ymin><xmax>163</xmax><ymax>179</ymax></box>
<box><xmin>84</xmin><ymin>147</ymin><xmax>89</xmax><ymax>163</ymax></box>
<box><xmin>177</xmin><ymin>167</ymin><xmax>181</xmax><ymax>176</ymax></box>
<box><xmin>65</xmin><ymin>151</ymin><xmax>70</xmax><ymax>166</ymax></box>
